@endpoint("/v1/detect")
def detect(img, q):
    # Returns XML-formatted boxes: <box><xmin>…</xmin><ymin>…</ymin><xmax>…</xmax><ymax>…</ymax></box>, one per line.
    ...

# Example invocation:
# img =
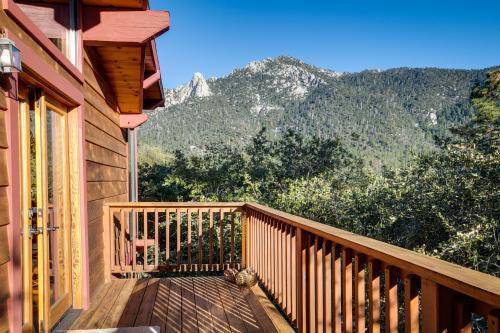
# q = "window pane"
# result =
<box><xmin>15</xmin><ymin>1</ymin><xmax>77</xmax><ymax>62</ymax></box>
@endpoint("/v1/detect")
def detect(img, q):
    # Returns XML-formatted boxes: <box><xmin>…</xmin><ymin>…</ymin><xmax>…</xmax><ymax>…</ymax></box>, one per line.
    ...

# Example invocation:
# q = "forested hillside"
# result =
<box><xmin>141</xmin><ymin>57</ymin><xmax>491</xmax><ymax>167</ymax></box>
<box><xmin>139</xmin><ymin>69</ymin><xmax>499</xmax><ymax>281</ymax></box>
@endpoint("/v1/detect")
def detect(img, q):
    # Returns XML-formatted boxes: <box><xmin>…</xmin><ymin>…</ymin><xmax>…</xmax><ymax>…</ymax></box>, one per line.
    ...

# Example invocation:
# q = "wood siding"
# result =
<box><xmin>84</xmin><ymin>49</ymin><xmax>129</xmax><ymax>301</ymax></box>
<box><xmin>0</xmin><ymin>84</ymin><xmax>10</xmax><ymax>333</ymax></box>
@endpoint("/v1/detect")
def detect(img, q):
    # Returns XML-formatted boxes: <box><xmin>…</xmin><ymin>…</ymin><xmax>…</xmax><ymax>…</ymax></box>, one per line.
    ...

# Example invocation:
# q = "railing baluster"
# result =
<box><xmin>291</xmin><ymin>227</ymin><xmax>297</xmax><ymax>324</ymax></box>
<box><xmin>262</xmin><ymin>216</ymin><xmax>266</xmax><ymax>291</ymax></box>
<box><xmin>488</xmin><ymin>310</ymin><xmax>500</xmax><ymax>333</ymax></box>
<box><xmin>421</xmin><ymin>278</ymin><xmax>438</xmax><ymax>333</ymax></box>
<box><xmin>296</xmin><ymin>228</ymin><xmax>307</xmax><ymax>333</ymax></box>
<box><xmin>286</xmin><ymin>225</ymin><xmax>292</xmax><ymax>319</ymax></box>
<box><xmin>268</xmin><ymin>216</ymin><xmax>272</xmax><ymax>290</ymax></box>
<box><xmin>198</xmin><ymin>209</ymin><xmax>203</xmax><ymax>268</ymax></box>
<box><xmin>404</xmin><ymin>274</ymin><xmax>419</xmax><ymax>333</ymax></box>
<box><xmin>439</xmin><ymin>287</ymin><xmax>456</xmax><ymax>332</ymax></box>
<box><xmin>454</xmin><ymin>296</ymin><xmax>472</xmax><ymax>333</ymax></box>
<box><xmin>342</xmin><ymin>248</ymin><xmax>353</xmax><ymax>333</ymax></box>
<box><xmin>209</xmin><ymin>208</ymin><xmax>214</xmax><ymax>270</ymax></box>
<box><xmin>280</xmin><ymin>223</ymin><xmax>287</xmax><ymax>309</ymax></box>
<box><xmin>268</xmin><ymin>216</ymin><xmax>272</xmax><ymax>293</ymax></box>
<box><xmin>262</xmin><ymin>218</ymin><xmax>273</xmax><ymax>291</ymax></box>
<box><xmin>219</xmin><ymin>208</ymin><xmax>224</xmax><ymax>269</ymax></box>
<box><xmin>385</xmin><ymin>267</ymin><xmax>398</xmax><ymax>333</ymax></box>
<box><xmin>316</xmin><ymin>236</ymin><xmax>324</xmax><ymax>333</ymax></box>
<box><xmin>120</xmin><ymin>209</ymin><xmax>125</xmax><ymax>270</ymax></box>
<box><xmin>333</xmin><ymin>244</ymin><xmax>342</xmax><ymax>332</ymax></box>
<box><xmin>251</xmin><ymin>210</ymin><xmax>254</xmax><ymax>270</ymax></box>
<box><xmin>308</xmin><ymin>234</ymin><xmax>316</xmax><ymax>333</ymax></box>
<box><xmin>262</xmin><ymin>213</ymin><xmax>270</xmax><ymax>289</ymax></box>
<box><xmin>132</xmin><ymin>209</ymin><xmax>136</xmax><ymax>271</ymax></box>
<box><xmin>187</xmin><ymin>209</ymin><xmax>192</xmax><ymax>270</ymax></box>
<box><xmin>230</xmin><ymin>211</ymin><xmax>235</xmax><ymax>266</ymax></box>
<box><xmin>165</xmin><ymin>209</ymin><xmax>170</xmax><ymax>265</ymax></box>
<box><xmin>276</xmin><ymin>221</ymin><xmax>283</xmax><ymax>306</ymax></box>
<box><xmin>154</xmin><ymin>209</ymin><xmax>158</xmax><ymax>269</ymax></box>
<box><xmin>143</xmin><ymin>209</ymin><xmax>147</xmax><ymax>271</ymax></box>
<box><xmin>368</xmin><ymin>259</ymin><xmax>381</xmax><ymax>333</ymax></box>
<box><xmin>256</xmin><ymin>213</ymin><xmax>261</xmax><ymax>277</ymax></box>
<box><xmin>355</xmin><ymin>253</ymin><xmax>366</xmax><ymax>333</ymax></box>
<box><xmin>324</xmin><ymin>240</ymin><xmax>332</xmax><ymax>333</ymax></box>
<box><xmin>271</xmin><ymin>219</ymin><xmax>279</xmax><ymax>299</ymax></box>
<box><xmin>109</xmin><ymin>209</ymin><xmax>115</xmax><ymax>271</ymax></box>
<box><xmin>176</xmin><ymin>208</ymin><xmax>181</xmax><ymax>267</ymax></box>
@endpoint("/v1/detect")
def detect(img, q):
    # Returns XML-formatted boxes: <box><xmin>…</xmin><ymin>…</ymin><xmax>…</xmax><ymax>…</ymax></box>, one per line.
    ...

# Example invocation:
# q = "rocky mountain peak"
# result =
<box><xmin>164</xmin><ymin>72</ymin><xmax>212</xmax><ymax>107</ymax></box>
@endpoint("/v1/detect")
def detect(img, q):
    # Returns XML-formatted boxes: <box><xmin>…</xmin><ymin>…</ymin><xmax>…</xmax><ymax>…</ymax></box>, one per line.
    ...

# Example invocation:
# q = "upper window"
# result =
<box><xmin>14</xmin><ymin>0</ymin><xmax>78</xmax><ymax>65</ymax></box>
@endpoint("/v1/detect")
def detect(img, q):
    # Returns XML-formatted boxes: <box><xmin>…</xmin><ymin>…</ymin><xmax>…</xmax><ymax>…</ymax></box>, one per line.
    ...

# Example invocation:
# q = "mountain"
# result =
<box><xmin>164</xmin><ymin>72</ymin><xmax>212</xmax><ymax>106</ymax></box>
<box><xmin>140</xmin><ymin>56</ymin><xmax>494</xmax><ymax>167</ymax></box>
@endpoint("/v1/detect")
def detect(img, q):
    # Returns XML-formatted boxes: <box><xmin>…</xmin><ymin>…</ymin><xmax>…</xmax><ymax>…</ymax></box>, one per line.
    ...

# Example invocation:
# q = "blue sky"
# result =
<box><xmin>150</xmin><ymin>0</ymin><xmax>500</xmax><ymax>88</ymax></box>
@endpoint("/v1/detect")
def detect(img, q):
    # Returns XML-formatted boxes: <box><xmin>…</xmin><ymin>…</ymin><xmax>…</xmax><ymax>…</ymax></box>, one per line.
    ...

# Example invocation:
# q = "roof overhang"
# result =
<box><xmin>82</xmin><ymin>2</ymin><xmax>168</xmax><ymax>114</ymax></box>
<box><xmin>83</xmin><ymin>8</ymin><xmax>170</xmax><ymax>47</ymax></box>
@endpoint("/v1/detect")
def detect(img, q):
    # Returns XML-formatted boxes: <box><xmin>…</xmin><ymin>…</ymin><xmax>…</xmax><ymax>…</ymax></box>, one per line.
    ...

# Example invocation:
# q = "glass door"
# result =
<box><xmin>20</xmin><ymin>88</ymin><xmax>72</xmax><ymax>332</ymax></box>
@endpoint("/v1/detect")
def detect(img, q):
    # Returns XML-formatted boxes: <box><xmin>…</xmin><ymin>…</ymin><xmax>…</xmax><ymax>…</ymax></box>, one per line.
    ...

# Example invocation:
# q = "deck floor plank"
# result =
<box><xmin>150</xmin><ymin>279</ymin><xmax>171</xmax><ymax>333</ymax></box>
<box><xmin>69</xmin><ymin>282</ymin><xmax>116</xmax><ymax>329</ymax></box>
<box><xmin>180</xmin><ymin>277</ymin><xmax>198</xmax><ymax>333</ymax></box>
<box><xmin>201</xmin><ymin>276</ymin><xmax>232</xmax><ymax>333</ymax></box>
<box><xmin>223</xmin><ymin>279</ymin><xmax>263</xmax><ymax>333</ymax></box>
<box><xmin>193</xmin><ymin>277</ymin><xmax>215</xmax><ymax>333</ymax></box>
<box><xmin>165</xmin><ymin>278</ymin><xmax>182</xmax><ymax>333</ymax></box>
<box><xmin>101</xmin><ymin>279</ymin><xmax>137</xmax><ymax>329</ymax></box>
<box><xmin>215</xmin><ymin>277</ymin><xmax>248</xmax><ymax>333</ymax></box>
<box><xmin>85</xmin><ymin>279</ymin><xmax>127</xmax><ymax>329</ymax></box>
<box><xmin>118</xmin><ymin>279</ymin><xmax>149</xmax><ymax>327</ymax></box>
<box><xmin>135</xmin><ymin>278</ymin><xmax>160</xmax><ymax>326</ymax></box>
<box><xmin>62</xmin><ymin>276</ymin><xmax>287</xmax><ymax>333</ymax></box>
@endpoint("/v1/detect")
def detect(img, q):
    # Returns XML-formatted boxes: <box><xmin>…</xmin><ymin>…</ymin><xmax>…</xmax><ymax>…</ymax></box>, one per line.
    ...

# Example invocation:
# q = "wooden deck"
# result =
<box><xmin>55</xmin><ymin>276</ymin><xmax>289</xmax><ymax>333</ymax></box>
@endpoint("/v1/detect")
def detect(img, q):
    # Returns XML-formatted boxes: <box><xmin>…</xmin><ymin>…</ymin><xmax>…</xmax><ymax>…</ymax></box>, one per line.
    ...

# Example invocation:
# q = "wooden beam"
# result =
<box><xmin>143</xmin><ymin>71</ymin><xmax>161</xmax><ymax>90</ymax></box>
<box><xmin>119</xmin><ymin>114</ymin><xmax>148</xmax><ymax>129</ymax></box>
<box><xmin>83</xmin><ymin>7</ymin><xmax>170</xmax><ymax>46</ymax></box>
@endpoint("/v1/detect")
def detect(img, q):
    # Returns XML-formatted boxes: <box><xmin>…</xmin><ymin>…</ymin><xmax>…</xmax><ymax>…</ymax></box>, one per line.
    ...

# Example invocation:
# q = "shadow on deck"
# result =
<box><xmin>55</xmin><ymin>276</ymin><xmax>292</xmax><ymax>333</ymax></box>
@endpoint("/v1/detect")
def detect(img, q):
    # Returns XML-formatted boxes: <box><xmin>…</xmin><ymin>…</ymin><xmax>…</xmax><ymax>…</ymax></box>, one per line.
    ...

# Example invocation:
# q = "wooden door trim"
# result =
<box><xmin>18</xmin><ymin>94</ymin><xmax>33</xmax><ymax>332</ymax></box>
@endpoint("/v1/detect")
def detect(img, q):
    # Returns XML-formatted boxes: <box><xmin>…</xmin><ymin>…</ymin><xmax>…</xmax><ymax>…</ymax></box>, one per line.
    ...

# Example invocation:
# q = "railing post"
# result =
<box><xmin>102</xmin><ymin>204</ymin><xmax>111</xmax><ymax>283</ymax></box>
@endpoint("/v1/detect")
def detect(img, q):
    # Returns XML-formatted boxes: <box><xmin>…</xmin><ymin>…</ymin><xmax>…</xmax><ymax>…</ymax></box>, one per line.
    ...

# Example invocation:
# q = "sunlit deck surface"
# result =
<box><xmin>56</xmin><ymin>276</ymin><xmax>284</xmax><ymax>333</ymax></box>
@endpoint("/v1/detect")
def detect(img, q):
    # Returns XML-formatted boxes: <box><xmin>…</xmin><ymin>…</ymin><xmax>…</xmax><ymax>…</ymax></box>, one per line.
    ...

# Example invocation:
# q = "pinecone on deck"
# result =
<box><xmin>224</xmin><ymin>268</ymin><xmax>238</xmax><ymax>282</ymax></box>
<box><xmin>244</xmin><ymin>268</ymin><xmax>257</xmax><ymax>287</ymax></box>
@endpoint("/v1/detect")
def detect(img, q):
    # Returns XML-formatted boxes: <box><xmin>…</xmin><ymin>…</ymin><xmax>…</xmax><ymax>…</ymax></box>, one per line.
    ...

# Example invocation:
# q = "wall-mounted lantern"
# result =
<box><xmin>0</xmin><ymin>38</ymin><xmax>22</xmax><ymax>74</ymax></box>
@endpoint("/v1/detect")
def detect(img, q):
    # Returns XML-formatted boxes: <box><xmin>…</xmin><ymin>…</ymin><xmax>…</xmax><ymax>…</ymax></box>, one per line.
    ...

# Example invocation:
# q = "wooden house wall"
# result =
<box><xmin>1</xmin><ymin>2</ymin><xmax>84</xmax><ymax>328</ymax></box>
<box><xmin>0</xmin><ymin>82</ymin><xmax>10</xmax><ymax>333</ymax></box>
<box><xmin>83</xmin><ymin>48</ymin><xmax>129</xmax><ymax>300</ymax></box>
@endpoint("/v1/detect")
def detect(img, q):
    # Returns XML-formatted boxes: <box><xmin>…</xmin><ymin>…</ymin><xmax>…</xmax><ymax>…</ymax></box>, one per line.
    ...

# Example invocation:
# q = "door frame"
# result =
<box><xmin>19</xmin><ymin>86</ymin><xmax>73</xmax><ymax>332</ymax></box>
<box><xmin>44</xmin><ymin>97</ymin><xmax>73</xmax><ymax>328</ymax></box>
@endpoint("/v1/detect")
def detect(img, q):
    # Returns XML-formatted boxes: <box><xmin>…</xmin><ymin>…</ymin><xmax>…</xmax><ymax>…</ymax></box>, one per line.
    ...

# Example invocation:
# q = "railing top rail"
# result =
<box><xmin>244</xmin><ymin>202</ymin><xmax>500</xmax><ymax>307</ymax></box>
<box><xmin>104</xmin><ymin>202</ymin><xmax>245</xmax><ymax>209</ymax></box>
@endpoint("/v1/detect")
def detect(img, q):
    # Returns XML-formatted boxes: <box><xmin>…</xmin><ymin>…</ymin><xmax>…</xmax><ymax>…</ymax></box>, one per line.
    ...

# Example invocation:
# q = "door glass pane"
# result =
<box><xmin>29</xmin><ymin>106</ymin><xmax>37</xmax><ymax>324</ymax></box>
<box><xmin>46</xmin><ymin>107</ymin><xmax>68</xmax><ymax>306</ymax></box>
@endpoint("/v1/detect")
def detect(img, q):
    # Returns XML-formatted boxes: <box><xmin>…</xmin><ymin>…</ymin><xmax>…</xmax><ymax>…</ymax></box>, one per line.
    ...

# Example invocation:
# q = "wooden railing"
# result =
<box><xmin>103</xmin><ymin>202</ymin><xmax>244</xmax><ymax>274</ymax></box>
<box><xmin>104</xmin><ymin>202</ymin><xmax>500</xmax><ymax>332</ymax></box>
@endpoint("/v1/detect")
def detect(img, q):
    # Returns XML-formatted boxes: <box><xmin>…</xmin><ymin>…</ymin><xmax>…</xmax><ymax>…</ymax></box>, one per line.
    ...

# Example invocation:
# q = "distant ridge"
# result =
<box><xmin>141</xmin><ymin>56</ymin><xmax>495</xmax><ymax>167</ymax></box>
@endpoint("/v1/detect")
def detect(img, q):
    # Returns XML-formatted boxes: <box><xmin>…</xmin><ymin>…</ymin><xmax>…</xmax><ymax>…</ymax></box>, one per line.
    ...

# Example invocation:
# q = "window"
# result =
<box><xmin>14</xmin><ymin>0</ymin><xmax>78</xmax><ymax>65</ymax></box>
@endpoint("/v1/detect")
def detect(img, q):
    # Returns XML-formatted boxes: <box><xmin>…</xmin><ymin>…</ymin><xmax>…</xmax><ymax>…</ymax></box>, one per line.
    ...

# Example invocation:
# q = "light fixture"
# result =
<box><xmin>0</xmin><ymin>38</ymin><xmax>22</xmax><ymax>74</ymax></box>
